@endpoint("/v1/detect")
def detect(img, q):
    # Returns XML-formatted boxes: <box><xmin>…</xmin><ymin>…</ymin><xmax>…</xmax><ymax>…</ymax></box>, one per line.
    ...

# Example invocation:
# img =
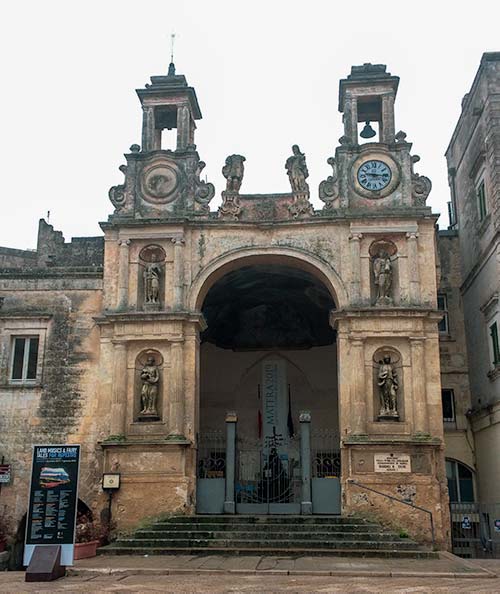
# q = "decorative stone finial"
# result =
<box><xmin>168</xmin><ymin>62</ymin><xmax>176</xmax><ymax>76</ymax></box>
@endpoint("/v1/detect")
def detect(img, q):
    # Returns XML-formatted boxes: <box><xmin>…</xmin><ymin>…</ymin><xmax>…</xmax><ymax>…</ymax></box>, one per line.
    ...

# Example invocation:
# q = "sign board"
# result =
<box><xmin>0</xmin><ymin>464</ymin><xmax>11</xmax><ymax>484</ymax></box>
<box><xmin>374</xmin><ymin>453</ymin><xmax>411</xmax><ymax>473</ymax></box>
<box><xmin>24</xmin><ymin>445</ymin><xmax>81</xmax><ymax>567</ymax></box>
<box><xmin>461</xmin><ymin>515</ymin><xmax>472</xmax><ymax>530</ymax></box>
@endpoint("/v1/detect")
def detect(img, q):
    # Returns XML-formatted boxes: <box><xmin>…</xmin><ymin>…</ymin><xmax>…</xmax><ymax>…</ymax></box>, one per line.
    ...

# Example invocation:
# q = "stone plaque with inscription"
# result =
<box><xmin>374</xmin><ymin>453</ymin><xmax>411</xmax><ymax>473</ymax></box>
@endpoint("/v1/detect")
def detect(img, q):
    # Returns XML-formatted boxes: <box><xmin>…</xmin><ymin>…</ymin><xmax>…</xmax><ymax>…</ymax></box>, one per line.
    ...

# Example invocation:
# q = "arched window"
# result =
<box><xmin>446</xmin><ymin>459</ymin><xmax>475</xmax><ymax>502</ymax></box>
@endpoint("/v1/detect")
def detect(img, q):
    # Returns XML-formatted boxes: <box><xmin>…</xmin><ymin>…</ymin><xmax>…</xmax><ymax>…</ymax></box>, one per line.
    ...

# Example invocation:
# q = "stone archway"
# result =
<box><xmin>194</xmin><ymin>252</ymin><xmax>341</xmax><ymax>514</ymax></box>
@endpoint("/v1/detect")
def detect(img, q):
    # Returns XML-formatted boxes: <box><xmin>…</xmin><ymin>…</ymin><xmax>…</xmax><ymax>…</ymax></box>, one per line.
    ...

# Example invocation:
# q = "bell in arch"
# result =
<box><xmin>360</xmin><ymin>121</ymin><xmax>376</xmax><ymax>139</ymax></box>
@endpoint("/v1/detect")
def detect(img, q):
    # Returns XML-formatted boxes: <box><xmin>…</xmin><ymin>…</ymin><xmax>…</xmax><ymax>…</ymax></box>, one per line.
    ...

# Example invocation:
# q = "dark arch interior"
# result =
<box><xmin>201</xmin><ymin>264</ymin><xmax>336</xmax><ymax>350</ymax></box>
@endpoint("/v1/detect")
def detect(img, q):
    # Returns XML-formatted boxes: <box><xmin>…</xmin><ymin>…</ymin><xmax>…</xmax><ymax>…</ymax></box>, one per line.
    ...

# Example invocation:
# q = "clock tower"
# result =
<box><xmin>331</xmin><ymin>63</ymin><xmax>430</xmax><ymax>211</ymax></box>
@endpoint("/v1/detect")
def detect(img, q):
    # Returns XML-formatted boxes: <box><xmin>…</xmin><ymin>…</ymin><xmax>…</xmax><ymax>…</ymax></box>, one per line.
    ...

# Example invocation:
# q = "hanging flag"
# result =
<box><xmin>287</xmin><ymin>384</ymin><xmax>295</xmax><ymax>437</ymax></box>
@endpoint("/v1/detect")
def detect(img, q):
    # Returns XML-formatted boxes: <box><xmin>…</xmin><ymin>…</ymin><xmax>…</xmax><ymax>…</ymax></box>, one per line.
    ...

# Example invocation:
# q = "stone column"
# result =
<box><xmin>141</xmin><ymin>106</ymin><xmax>155</xmax><ymax>152</ymax></box>
<box><xmin>176</xmin><ymin>105</ymin><xmax>191</xmax><ymax>150</ymax></box>
<box><xmin>406</xmin><ymin>232</ymin><xmax>421</xmax><ymax>304</ymax></box>
<box><xmin>351</xmin><ymin>339</ymin><xmax>367</xmax><ymax>435</ymax></box>
<box><xmin>299</xmin><ymin>411</ymin><xmax>312</xmax><ymax>515</ymax></box>
<box><xmin>349</xmin><ymin>233</ymin><xmax>362</xmax><ymax>304</ymax></box>
<box><xmin>168</xmin><ymin>340</ymin><xmax>185</xmax><ymax>439</ymax></box>
<box><xmin>343</xmin><ymin>96</ymin><xmax>358</xmax><ymax>144</ymax></box>
<box><xmin>410</xmin><ymin>337</ymin><xmax>428</xmax><ymax>434</ymax></box>
<box><xmin>172</xmin><ymin>237</ymin><xmax>185</xmax><ymax>310</ymax></box>
<box><xmin>117</xmin><ymin>239</ymin><xmax>130</xmax><ymax>310</ymax></box>
<box><xmin>110</xmin><ymin>342</ymin><xmax>127</xmax><ymax>436</ymax></box>
<box><xmin>224</xmin><ymin>411</ymin><xmax>237</xmax><ymax>514</ymax></box>
<box><xmin>381</xmin><ymin>93</ymin><xmax>395</xmax><ymax>143</ymax></box>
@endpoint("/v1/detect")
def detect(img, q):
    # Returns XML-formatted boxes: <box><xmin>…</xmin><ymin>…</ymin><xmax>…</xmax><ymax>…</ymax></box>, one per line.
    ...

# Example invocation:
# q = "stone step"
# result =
<box><xmin>156</xmin><ymin>515</ymin><xmax>372</xmax><ymax>524</ymax></box>
<box><xmin>134</xmin><ymin>530</ymin><xmax>407</xmax><ymax>542</ymax></box>
<box><xmin>145</xmin><ymin>522</ymin><xmax>385</xmax><ymax>533</ymax></box>
<box><xmin>99</xmin><ymin>546</ymin><xmax>437</xmax><ymax>559</ymax></box>
<box><xmin>112</xmin><ymin>538</ymin><xmax>420</xmax><ymax>550</ymax></box>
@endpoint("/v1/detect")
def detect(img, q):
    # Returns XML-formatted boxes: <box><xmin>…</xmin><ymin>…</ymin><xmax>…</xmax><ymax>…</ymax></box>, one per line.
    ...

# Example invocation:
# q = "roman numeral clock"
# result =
<box><xmin>357</xmin><ymin>160</ymin><xmax>392</xmax><ymax>191</ymax></box>
<box><xmin>350</xmin><ymin>152</ymin><xmax>400</xmax><ymax>200</ymax></box>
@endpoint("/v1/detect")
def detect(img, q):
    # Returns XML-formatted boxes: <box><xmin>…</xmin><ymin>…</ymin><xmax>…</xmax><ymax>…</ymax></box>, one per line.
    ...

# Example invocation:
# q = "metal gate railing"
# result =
<box><xmin>450</xmin><ymin>502</ymin><xmax>500</xmax><ymax>558</ymax></box>
<box><xmin>196</xmin><ymin>431</ymin><xmax>226</xmax><ymax>513</ymax></box>
<box><xmin>236</xmin><ymin>435</ymin><xmax>301</xmax><ymax>512</ymax></box>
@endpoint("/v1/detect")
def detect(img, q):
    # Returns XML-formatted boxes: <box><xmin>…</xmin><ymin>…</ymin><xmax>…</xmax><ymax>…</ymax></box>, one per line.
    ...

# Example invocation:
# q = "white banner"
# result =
<box><xmin>261</xmin><ymin>359</ymin><xmax>287</xmax><ymax>452</ymax></box>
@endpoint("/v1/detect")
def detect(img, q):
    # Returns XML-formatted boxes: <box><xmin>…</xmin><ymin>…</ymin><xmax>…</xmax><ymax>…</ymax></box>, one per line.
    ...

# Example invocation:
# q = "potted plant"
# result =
<box><xmin>74</xmin><ymin>513</ymin><xmax>101</xmax><ymax>560</ymax></box>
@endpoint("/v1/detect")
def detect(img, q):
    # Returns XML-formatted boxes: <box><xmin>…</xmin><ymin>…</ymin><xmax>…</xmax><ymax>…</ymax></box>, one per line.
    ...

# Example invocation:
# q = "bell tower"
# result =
<box><xmin>339</xmin><ymin>63</ymin><xmax>399</xmax><ymax>144</ymax></box>
<box><xmin>107</xmin><ymin>62</ymin><xmax>215</xmax><ymax>218</ymax></box>
<box><xmin>137</xmin><ymin>62</ymin><xmax>202</xmax><ymax>152</ymax></box>
<box><xmin>322</xmin><ymin>63</ymin><xmax>431</xmax><ymax>211</ymax></box>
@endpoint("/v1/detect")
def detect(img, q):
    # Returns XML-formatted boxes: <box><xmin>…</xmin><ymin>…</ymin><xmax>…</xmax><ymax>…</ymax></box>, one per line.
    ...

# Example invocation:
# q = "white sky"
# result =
<box><xmin>1</xmin><ymin>0</ymin><xmax>499</xmax><ymax>250</ymax></box>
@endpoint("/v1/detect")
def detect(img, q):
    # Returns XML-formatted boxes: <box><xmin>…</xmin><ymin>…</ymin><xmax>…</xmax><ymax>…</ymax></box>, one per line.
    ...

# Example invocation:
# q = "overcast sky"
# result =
<box><xmin>1</xmin><ymin>1</ymin><xmax>498</xmax><ymax>250</ymax></box>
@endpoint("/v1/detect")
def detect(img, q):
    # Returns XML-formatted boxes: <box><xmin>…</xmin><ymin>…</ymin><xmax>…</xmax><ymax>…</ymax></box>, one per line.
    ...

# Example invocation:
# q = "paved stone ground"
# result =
<box><xmin>0</xmin><ymin>555</ymin><xmax>498</xmax><ymax>593</ymax></box>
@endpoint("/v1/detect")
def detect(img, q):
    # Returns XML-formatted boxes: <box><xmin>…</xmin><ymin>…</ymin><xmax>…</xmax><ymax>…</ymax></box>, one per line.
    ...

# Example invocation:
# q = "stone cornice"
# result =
<box><xmin>95</xmin><ymin>310</ymin><xmax>207</xmax><ymax>329</ymax></box>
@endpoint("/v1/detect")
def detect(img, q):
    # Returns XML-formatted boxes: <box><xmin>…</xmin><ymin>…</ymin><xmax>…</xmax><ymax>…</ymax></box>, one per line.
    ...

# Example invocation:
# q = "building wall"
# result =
<box><xmin>445</xmin><ymin>52</ymin><xmax>500</xmax><ymax>504</ymax></box>
<box><xmin>437</xmin><ymin>231</ymin><xmax>475</xmax><ymax>473</ymax></box>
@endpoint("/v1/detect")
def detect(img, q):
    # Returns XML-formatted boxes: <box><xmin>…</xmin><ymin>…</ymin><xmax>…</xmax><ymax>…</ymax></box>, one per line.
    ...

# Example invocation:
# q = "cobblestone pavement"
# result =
<box><xmin>0</xmin><ymin>556</ymin><xmax>497</xmax><ymax>593</ymax></box>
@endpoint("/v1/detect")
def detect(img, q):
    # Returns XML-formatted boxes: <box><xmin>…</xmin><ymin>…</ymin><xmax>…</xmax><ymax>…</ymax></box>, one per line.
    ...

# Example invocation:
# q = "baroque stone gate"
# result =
<box><xmin>0</xmin><ymin>62</ymin><xmax>450</xmax><ymax>548</ymax></box>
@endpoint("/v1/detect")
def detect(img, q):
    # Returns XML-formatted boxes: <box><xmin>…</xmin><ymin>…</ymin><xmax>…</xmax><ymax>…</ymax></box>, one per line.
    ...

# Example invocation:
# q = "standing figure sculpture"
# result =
<box><xmin>377</xmin><ymin>355</ymin><xmax>399</xmax><ymax>419</ymax></box>
<box><xmin>285</xmin><ymin>145</ymin><xmax>309</xmax><ymax>194</ymax></box>
<box><xmin>373</xmin><ymin>251</ymin><xmax>393</xmax><ymax>305</ymax></box>
<box><xmin>143</xmin><ymin>254</ymin><xmax>161</xmax><ymax>306</ymax></box>
<box><xmin>222</xmin><ymin>154</ymin><xmax>246</xmax><ymax>193</ymax></box>
<box><xmin>139</xmin><ymin>356</ymin><xmax>160</xmax><ymax>417</ymax></box>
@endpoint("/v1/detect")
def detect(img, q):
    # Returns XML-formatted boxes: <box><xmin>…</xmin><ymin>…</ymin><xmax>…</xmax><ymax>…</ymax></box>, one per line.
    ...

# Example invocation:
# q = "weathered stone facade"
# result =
<box><xmin>0</xmin><ymin>62</ymin><xmax>455</xmax><ymax>550</ymax></box>
<box><xmin>445</xmin><ymin>52</ymin><xmax>500</xmax><ymax>504</ymax></box>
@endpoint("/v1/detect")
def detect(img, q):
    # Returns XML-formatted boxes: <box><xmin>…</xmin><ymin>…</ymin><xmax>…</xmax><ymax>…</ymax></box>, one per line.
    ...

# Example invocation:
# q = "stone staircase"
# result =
<box><xmin>100</xmin><ymin>515</ymin><xmax>437</xmax><ymax>558</ymax></box>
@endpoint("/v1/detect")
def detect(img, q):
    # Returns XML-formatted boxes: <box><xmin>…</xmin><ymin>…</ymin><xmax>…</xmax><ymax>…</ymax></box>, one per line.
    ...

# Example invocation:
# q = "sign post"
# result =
<box><xmin>24</xmin><ymin>445</ymin><xmax>81</xmax><ymax>568</ymax></box>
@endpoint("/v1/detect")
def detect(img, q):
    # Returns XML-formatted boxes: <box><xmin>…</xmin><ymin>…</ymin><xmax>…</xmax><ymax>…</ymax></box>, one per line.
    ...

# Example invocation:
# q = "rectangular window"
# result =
<box><xmin>490</xmin><ymin>322</ymin><xmax>500</xmax><ymax>365</ymax></box>
<box><xmin>442</xmin><ymin>389</ymin><xmax>455</xmax><ymax>423</ymax></box>
<box><xmin>477</xmin><ymin>180</ymin><xmax>487</xmax><ymax>221</ymax></box>
<box><xmin>10</xmin><ymin>336</ymin><xmax>39</xmax><ymax>381</ymax></box>
<box><xmin>437</xmin><ymin>294</ymin><xmax>449</xmax><ymax>333</ymax></box>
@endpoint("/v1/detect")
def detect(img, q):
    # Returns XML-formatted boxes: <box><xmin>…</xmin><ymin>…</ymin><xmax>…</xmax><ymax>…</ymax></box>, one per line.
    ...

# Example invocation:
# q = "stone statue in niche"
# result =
<box><xmin>143</xmin><ymin>254</ymin><xmax>162</xmax><ymax>307</ymax></box>
<box><xmin>222</xmin><ymin>154</ymin><xmax>246</xmax><ymax>193</ymax></box>
<box><xmin>377</xmin><ymin>355</ymin><xmax>399</xmax><ymax>420</ymax></box>
<box><xmin>139</xmin><ymin>356</ymin><xmax>160</xmax><ymax>420</ymax></box>
<box><xmin>285</xmin><ymin>145</ymin><xmax>309</xmax><ymax>194</ymax></box>
<box><xmin>373</xmin><ymin>251</ymin><xmax>393</xmax><ymax>305</ymax></box>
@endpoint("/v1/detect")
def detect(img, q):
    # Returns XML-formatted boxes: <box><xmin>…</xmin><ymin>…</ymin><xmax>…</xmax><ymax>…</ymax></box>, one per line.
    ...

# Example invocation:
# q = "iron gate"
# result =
<box><xmin>311</xmin><ymin>429</ymin><xmax>341</xmax><ymax>514</ymax></box>
<box><xmin>450</xmin><ymin>502</ymin><xmax>500</xmax><ymax>558</ymax></box>
<box><xmin>196</xmin><ymin>431</ymin><xmax>226</xmax><ymax>514</ymax></box>
<box><xmin>236</xmin><ymin>435</ymin><xmax>301</xmax><ymax>514</ymax></box>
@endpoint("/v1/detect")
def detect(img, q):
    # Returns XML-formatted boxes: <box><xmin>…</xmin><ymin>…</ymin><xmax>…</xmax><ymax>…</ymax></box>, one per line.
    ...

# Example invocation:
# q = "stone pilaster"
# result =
<box><xmin>141</xmin><ymin>106</ymin><xmax>155</xmax><ymax>152</ymax></box>
<box><xmin>381</xmin><ymin>93</ymin><xmax>395</xmax><ymax>143</ymax></box>
<box><xmin>410</xmin><ymin>337</ymin><xmax>428</xmax><ymax>435</ymax></box>
<box><xmin>110</xmin><ymin>342</ymin><xmax>127</xmax><ymax>436</ymax></box>
<box><xmin>172</xmin><ymin>237</ymin><xmax>185</xmax><ymax>310</ymax></box>
<box><xmin>343</xmin><ymin>96</ymin><xmax>358</xmax><ymax>144</ymax></box>
<box><xmin>406</xmin><ymin>232</ymin><xmax>421</xmax><ymax>304</ymax></box>
<box><xmin>349</xmin><ymin>233</ymin><xmax>362</xmax><ymax>304</ymax></box>
<box><xmin>168</xmin><ymin>340</ymin><xmax>185</xmax><ymax>439</ymax></box>
<box><xmin>117</xmin><ymin>239</ymin><xmax>130</xmax><ymax>309</ymax></box>
<box><xmin>351</xmin><ymin>339</ymin><xmax>367</xmax><ymax>435</ymax></box>
<box><xmin>176</xmin><ymin>105</ymin><xmax>191</xmax><ymax>150</ymax></box>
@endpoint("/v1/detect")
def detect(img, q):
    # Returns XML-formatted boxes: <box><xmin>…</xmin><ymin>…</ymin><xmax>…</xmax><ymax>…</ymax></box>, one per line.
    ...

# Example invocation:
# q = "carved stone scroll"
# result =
<box><xmin>319</xmin><ymin>157</ymin><xmax>339</xmax><ymax>210</ymax></box>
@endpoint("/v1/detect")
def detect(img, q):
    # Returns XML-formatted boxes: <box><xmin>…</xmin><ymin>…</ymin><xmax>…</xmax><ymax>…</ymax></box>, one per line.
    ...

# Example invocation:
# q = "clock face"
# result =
<box><xmin>357</xmin><ymin>160</ymin><xmax>392</xmax><ymax>191</ymax></box>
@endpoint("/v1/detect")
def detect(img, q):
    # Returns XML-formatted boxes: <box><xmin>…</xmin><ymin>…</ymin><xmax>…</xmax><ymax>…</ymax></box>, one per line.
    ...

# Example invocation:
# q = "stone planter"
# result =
<box><xmin>74</xmin><ymin>540</ymin><xmax>99</xmax><ymax>560</ymax></box>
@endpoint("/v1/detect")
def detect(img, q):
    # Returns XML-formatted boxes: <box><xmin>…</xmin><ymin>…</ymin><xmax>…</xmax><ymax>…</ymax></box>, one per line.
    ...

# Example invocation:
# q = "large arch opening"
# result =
<box><xmin>197</xmin><ymin>261</ymin><xmax>340</xmax><ymax>514</ymax></box>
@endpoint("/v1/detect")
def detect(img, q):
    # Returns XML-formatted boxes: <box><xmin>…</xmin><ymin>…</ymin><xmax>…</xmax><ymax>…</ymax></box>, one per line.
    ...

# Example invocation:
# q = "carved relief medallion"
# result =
<box><xmin>141</xmin><ymin>164</ymin><xmax>179</xmax><ymax>203</ymax></box>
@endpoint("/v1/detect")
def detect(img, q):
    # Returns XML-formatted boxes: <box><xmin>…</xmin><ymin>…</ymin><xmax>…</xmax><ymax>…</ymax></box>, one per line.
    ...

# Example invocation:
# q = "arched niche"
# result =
<box><xmin>372</xmin><ymin>346</ymin><xmax>404</xmax><ymax>422</ymax></box>
<box><xmin>369</xmin><ymin>239</ymin><xmax>399</xmax><ymax>306</ymax></box>
<box><xmin>138</xmin><ymin>244</ymin><xmax>166</xmax><ymax>310</ymax></box>
<box><xmin>134</xmin><ymin>349</ymin><xmax>164</xmax><ymax>422</ymax></box>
